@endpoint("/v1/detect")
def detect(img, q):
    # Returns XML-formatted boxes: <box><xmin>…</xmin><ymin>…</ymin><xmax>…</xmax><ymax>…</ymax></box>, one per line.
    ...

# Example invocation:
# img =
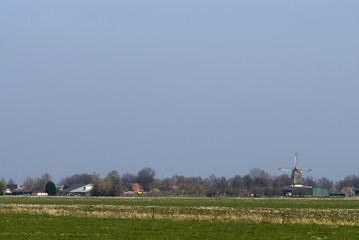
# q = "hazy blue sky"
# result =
<box><xmin>1</xmin><ymin>0</ymin><xmax>358</xmax><ymax>184</ymax></box>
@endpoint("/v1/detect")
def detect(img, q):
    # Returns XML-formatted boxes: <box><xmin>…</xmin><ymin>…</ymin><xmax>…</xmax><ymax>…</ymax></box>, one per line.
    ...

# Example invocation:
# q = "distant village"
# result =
<box><xmin>1</xmin><ymin>166</ymin><xmax>359</xmax><ymax>198</ymax></box>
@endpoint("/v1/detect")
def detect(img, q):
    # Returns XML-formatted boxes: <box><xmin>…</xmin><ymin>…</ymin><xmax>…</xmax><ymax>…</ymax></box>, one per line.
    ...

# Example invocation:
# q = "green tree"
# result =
<box><xmin>91</xmin><ymin>173</ymin><xmax>113</xmax><ymax>196</ymax></box>
<box><xmin>91</xmin><ymin>174</ymin><xmax>101</xmax><ymax>196</ymax></box>
<box><xmin>99</xmin><ymin>179</ymin><xmax>112</xmax><ymax>196</ymax></box>
<box><xmin>106</xmin><ymin>170</ymin><xmax>123</xmax><ymax>196</ymax></box>
<box><xmin>45</xmin><ymin>181</ymin><xmax>57</xmax><ymax>196</ymax></box>
<box><xmin>92</xmin><ymin>178</ymin><xmax>112</xmax><ymax>196</ymax></box>
<box><xmin>0</xmin><ymin>180</ymin><xmax>6</xmax><ymax>195</ymax></box>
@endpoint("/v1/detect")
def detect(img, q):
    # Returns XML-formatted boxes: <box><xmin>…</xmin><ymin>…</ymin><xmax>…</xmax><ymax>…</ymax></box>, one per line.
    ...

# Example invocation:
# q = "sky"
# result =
<box><xmin>1</xmin><ymin>0</ymin><xmax>358</xmax><ymax>184</ymax></box>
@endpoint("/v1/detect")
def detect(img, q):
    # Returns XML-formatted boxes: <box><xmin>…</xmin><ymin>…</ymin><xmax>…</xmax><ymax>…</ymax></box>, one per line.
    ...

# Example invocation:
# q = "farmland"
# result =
<box><xmin>1</xmin><ymin>196</ymin><xmax>359</xmax><ymax>239</ymax></box>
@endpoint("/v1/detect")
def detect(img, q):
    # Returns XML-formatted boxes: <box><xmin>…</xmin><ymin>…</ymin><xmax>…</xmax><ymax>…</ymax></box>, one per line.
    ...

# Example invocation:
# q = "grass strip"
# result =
<box><xmin>1</xmin><ymin>213</ymin><xmax>359</xmax><ymax>240</ymax></box>
<box><xmin>1</xmin><ymin>196</ymin><xmax>359</xmax><ymax>209</ymax></box>
<box><xmin>2</xmin><ymin>203</ymin><xmax>359</xmax><ymax>226</ymax></box>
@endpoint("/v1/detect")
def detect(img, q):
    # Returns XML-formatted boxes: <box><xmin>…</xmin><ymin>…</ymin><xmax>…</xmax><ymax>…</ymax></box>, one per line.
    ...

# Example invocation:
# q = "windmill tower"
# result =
<box><xmin>279</xmin><ymin>153</ymin><xmax>311</xmax><ymax>187</ymax></box>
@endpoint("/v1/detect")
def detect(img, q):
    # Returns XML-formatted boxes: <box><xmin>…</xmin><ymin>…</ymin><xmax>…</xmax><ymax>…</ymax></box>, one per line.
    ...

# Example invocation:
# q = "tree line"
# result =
<box><xmin>1</xmin><ymin>167</ymin><xmax>359</xmax><ymax>196</ymax></box>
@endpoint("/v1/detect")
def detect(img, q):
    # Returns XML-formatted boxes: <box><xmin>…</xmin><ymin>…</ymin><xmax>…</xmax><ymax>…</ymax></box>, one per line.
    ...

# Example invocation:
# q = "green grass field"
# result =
<box><xmin>1</xmin><ymin>213</ymin><xmax>359</xmax><ymax>240</ymax></box>
<box><xmin>1</xmin><ymin>196</ymin><xmax>359</xmax><ymax>239</ymax></box>
<box><xmin>1</xmin><ymin>196</ymin><xmax>358</xmax><ymax>209</ymax></box>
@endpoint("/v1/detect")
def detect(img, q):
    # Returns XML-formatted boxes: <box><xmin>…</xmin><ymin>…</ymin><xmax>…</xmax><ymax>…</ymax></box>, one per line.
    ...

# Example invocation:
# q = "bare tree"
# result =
<box><xmin>7</xmin><ymin>178</ymin><xmax>16</xmax><ymax>191</ymax></box>
<box><xmin>303</xmin><ymin>176</ymin><xmax>317</xmax><ymax>187</ymax></box>
<box><xmin>272</xmin><ymin>174</ymin><xmax>291</xmax><ymax>187</ymax></box>
<box><xmin>36</xmin><ymin>173</ymin><xmax>52</xmax><ymax>191</ymax></box>
<box><xmin>229</xmin><ymin>175</ymin><xmax>243</xmax><ymax>196</ymax></box>
<box><xmin>335</xmin><ymin>175</ymin><xmax>359</xmax><ymax>190</ymax></box>
<box><xmin>136</xmin><ymin>167</ymin><xmax>156</xmax><ymax>191</ymax></box>
<box><xmin>60</xmin><ymin>173</ymin><xmax>93</xmax><ymax>189</ymax></box>
<box><xmin>122</xmin><ymin>172</ymin><xmax>136</xmax><ymax>191</ymax></box>
<box><xmin>160</xmin><ymin>177</ymin><xmax>173</xmax><ymax>191</ymax></box>
<box><xmin>272</xmin><ymin>174</ymin><xmax>291</xmax><ymax>196</ymax></box>
<box><xmin>22</xmin><ymin>173</ymin><xmax>52</xmax><ymax>191</ymax></box>
<box><xmin>250</xmin><ymin>168</ymin><xmax>272</xmax><ymax>195</ymax></box>
<box><xmin>242</xmin><ymin>174</ymin><xmax>253</xmax><ymax>196</ymax></box>
<box><xmin>23</xmin><ymin>176</ymin><xmax>35</xmax><ymax>190</ymax></box>
<box><xmin>205</xmin><ymin>175</ymin><xmax>229</xmax><ymax>196</ymax></box>
<box><xmin>316</xmin><ymin>177</ymin><xmax>333</xmax><ymax>190</ymax></box>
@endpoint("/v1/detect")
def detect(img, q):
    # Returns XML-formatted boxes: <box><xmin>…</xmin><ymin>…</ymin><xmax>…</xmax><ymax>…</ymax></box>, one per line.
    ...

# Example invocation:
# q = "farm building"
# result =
<box><xmin>12</xmin><ymin>189</ymin><xmax>33</xmax><ymax>196</ymax></box>
<box><xmin>341</xmin><ymin>187</ymin><xmax>354</xmax><ymax>196</ymax></box>
<box><xmin>12</xmin><ymin>189</ymin><xmax>48</xmax><ymax>196</ymax></box>
<box><xmin>329</xmin><ymin>191</ymin><xmax>346</xmax><ymax>197</ymax></box>
<box><xmin>312</xmin><ymin>188</ymin><xmax>329</xmax><ymax>196</ymax></box>
<box><xmin>283</xmin><ymin>186</ymin><xmax>312</xmax><ymax>196</ymax></box>
<box><xmin>131</xmin><ymin>183</ymin><xmax>144</xmax><ymax>194</ymax></box>
<box><xmin>62</xmin><ymin>184</ymin><xmax>93</xmax><ymax>196</ymax></box>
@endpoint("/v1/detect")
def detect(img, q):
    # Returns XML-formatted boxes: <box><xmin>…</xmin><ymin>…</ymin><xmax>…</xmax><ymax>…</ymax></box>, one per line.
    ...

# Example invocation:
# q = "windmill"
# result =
<box><xmin>279</xmin><ymin>153</ymin><xmax>311</xmax><ymax>187</ymax></box>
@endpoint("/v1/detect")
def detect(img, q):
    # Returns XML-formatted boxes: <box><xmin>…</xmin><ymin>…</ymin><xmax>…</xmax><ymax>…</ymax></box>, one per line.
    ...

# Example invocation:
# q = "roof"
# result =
<box><xmin>131</xmin><ymin>183</ymin><xmax>144</xmax><ymax>192</ymax></box>
<box><xmin>12</xmin><ymin>189</ymin><xmax>33</xmax><ymax>194</ymax></box>
<box><xmin>171</xmin><ymin>185</ymin><xmax>179</xmax><ymax>190</ymax></box>
<box><xmin>62</xmin><ymin>184</ymin><xmax>93</xmax><ymax>193</ymax></box>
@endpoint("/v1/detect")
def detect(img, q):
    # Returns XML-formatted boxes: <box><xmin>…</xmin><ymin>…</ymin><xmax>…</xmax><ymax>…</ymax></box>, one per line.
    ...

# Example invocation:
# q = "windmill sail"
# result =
<box><xmin>279</xmin><ymin>153</ymin><xmax>312</xmax><ymax>187</ymax></box>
